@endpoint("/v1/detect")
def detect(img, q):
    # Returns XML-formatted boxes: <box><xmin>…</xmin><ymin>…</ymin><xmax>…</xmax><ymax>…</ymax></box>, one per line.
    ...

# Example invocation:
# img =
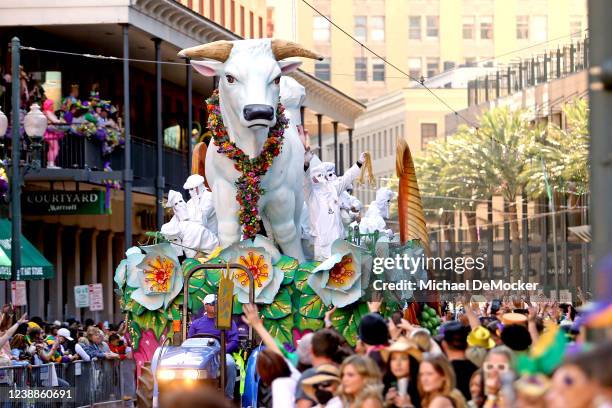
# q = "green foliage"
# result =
<box><xmin>132</xmin><ymin>310</ymin><xmax>168</xmax><ymax>341</ymax></box>
<box><xmin>298</xmin><ymin>292</ymin><xmax>327</xmax><ymax>319</ymax></box>
<box><xmin>261</xmin><ymin>286</ymin><xmax>293</xmax><ymax>319</ymax></box>
<box><xmin>277</xmin><ymin>255</ymin><xmax>299</xmax><ymax>285</ymax></box>
<box><xmin>263</xmin><ymin>314</ymin><xmax>294</xmax><ymax>345</ymax></box>
<box><xmin>294</xmin><ymin>262</ymin><xmax>318</xmax><ymax>294</ymax></box>
<box><xmin>330</xmin><ymin>302</ymin><xmax>369</xmax><ymax>347</ymax></box>
<box><xmin>294</xmin><ymin>314</ymin><xmax>325</xmax><ymax>332</ymax></box>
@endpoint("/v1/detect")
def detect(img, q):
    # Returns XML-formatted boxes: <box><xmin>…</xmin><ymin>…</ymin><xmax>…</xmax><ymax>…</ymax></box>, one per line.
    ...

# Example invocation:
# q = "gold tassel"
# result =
<box><xmin>355</xmin><ymin>152</ymin><xmax>375</xmax><ymax>186</ymax></box>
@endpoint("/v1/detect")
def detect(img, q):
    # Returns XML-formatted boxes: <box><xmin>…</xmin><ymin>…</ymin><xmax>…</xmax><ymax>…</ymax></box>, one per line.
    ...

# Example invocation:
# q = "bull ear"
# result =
<box><xmin>191</xmin><ymin>60</ymin><xmax>223</xmax><ymax>77</ymax></box>
<box><xmin>279</xmin><ymin>60</ymin><xmax>302</xmax><ymax>74</ymax></box>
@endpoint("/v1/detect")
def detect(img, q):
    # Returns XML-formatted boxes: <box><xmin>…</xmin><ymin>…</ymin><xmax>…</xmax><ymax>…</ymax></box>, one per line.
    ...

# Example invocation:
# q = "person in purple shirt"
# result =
<box><xmin>188</xmin><ymin>294</ymin><xmax>238</xmax><ymax>399</ymax></box>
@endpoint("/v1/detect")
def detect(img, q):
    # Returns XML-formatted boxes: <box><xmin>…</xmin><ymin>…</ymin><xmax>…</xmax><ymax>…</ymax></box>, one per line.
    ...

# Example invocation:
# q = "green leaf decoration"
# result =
<box><xmin>188</xmin><ymin>273</ymin><xmax>215</xmax><ymax>294</ymax></box>
<box><xmin>232</xmin><ymin>295</ymin><xmax>243</xmax><ymax>314</ymax></box>
<box><xmin>127</xmin><ymin>318</ymin><xmax>142</xmax><ymax>351</ymax></box>
<box><xmin>132</xmin><ymin>310</ymin><xmax>168</xmax><ymax>341</ymax></box>
<box><xmin>294</xmin><ymin>261</ymin><xmax>319</xmax><ymax>294</ymax></box>
<box><xmin>188</xmin><ymin>290</ymin><xmax>207</xmax><ymax>314</ymax></box>
<box><xmin>164</xmin><ymin>300</ymin><xmax>181</xmax><ymax>321</ymax></box>
<box><xmin>380</xmin><ymin>300</ymin><xmax>401</xmax><ymax>319</ymax></box>
<box><xmin>276</xmin><ymin>255</ymin><xmax>298</xmax><ymax>285</ymax></box>
<box><xmin>205</xmin><ymin>268</ymin><xmax>222</xmax><ymax>287</ymax></box>
<box><xmin>294</xmin><ymin>314</ymin><xmax>324</xmax><ymax>332</ymax></box>
<box><xmin>126</xmin><ymin>299</ymin><xmax>147</xmax><ymax>316</ymax></box>
<box><xmin>261</xmin><ymin>287</ymin><xmax>292</xmax><ymax>319</ymax></box>
<box><xmin>331</xmin><ymin>302</ymin><xmax>369</xmax><ymax>347</ymax></box>
<box><xmin>263</xmin><ymin>314</ymin><xmax>294</xmax><ymax>345</ymax></box>
<box><xmin>182</xmin><ymin>258</ymin><xmax>202</xmax><ymax>275</ymax></box>
<box><xmin>298</xmin><ymin>293</ymin><xmax>327</xmax><ymax>319</ymax></box>
<box><xmin>122</xmin><ymin>286</ymin><xmax>137</xmax><ymax>309</ymax></box>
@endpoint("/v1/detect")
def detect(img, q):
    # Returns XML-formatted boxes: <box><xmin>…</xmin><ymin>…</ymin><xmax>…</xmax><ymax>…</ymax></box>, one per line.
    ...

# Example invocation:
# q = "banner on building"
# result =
<box><xmin>88</xmin><ymin>284</ymin><xmax>104</xmax><ymax>311</ymax></box>
<box><xmin>22</xmin><ymin>191</ymin><xmax>108</xmax><ymax>215</ymax></box>
<box><xmin>74</xmin><ymin>285</ymin><xmax>89</xmax><ymax>308</ymax></box>
<box><xmin>11</xmin><ymin>281</ymin><xmax>27</xmax><ymax>306</ymax></box>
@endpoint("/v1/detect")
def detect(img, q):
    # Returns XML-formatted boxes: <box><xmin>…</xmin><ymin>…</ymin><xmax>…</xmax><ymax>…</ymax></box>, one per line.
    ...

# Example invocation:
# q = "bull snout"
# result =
<box><xmin>243</xmin><ymin>104</ymin><xmax>274</xmax><ymax>121</ymax></box>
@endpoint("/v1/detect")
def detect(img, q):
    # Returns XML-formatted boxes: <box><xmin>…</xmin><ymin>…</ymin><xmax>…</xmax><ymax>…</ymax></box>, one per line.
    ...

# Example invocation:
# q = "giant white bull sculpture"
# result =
<box><xmin>179</xmin><ymin>39</ymin><xmax>321</xmax><ymax>262</ymax></box>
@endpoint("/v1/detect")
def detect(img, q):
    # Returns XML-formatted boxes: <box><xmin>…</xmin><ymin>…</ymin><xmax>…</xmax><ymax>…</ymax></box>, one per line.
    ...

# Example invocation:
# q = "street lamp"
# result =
<box><xmin>23</xmin><ymin>103</ymin><xmax>47</xmax><ymax>169</ymax></box>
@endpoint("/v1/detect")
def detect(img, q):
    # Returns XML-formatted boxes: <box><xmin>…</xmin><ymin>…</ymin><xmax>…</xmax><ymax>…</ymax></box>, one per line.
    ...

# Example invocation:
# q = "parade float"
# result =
<box><xmin>112</xmin><ymin>38</ymin><xmax>432</xmax><ymax>385</ymax></box>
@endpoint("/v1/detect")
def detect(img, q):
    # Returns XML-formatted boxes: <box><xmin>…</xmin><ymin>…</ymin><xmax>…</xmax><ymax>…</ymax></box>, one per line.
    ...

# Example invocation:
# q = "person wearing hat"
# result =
<box><xmin>441</xmin><ymin>321</ymin><xmax>477</xmax><ymax>402</ymax></box>
<box><xmin>301</xmin><ymin>364</ymin><xmax>343</xmax><ymax>408</ymax></box>
<box><xmin>381</xmin><ymin>337</ymin><xmax>422</xmax><ymax>408</ymax></box>
<box><xmin>354</xmin><ymin>312</ymin><xmax>390</xmax><ymax>378</ymax></box>
<box><xmin>183</xmin><ymin>174</ymin><xmax>217</xmax><ymax>235</ymax></box>
<box><xmin>467</xmin><ymin>326</ymin><xmax>496</xmax><ymax>350</ymax></box>
<box><xmin>188</xmin><ymin>293</ymin><xmax>239</xmax><ymax>399</ymax></box>
<box><xmin>160</xmin><ymin>189</ymin><xmax>218</xmax><ymax>258</ymax></box>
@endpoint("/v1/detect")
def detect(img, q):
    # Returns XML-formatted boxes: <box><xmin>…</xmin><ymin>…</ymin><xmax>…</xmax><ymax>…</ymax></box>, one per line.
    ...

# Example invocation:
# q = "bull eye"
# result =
<box><xmin>273</xmin><ymin>76</ymin><xmax>281</xmax><ymax>85</ymax></box>
<box><xmin>226</xmin><ymin>74</ymin><xmax>236</xmax><ymax>84</ymax></box>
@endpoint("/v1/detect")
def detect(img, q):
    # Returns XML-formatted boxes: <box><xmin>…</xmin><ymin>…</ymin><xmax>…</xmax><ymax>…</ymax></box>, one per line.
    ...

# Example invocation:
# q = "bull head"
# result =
<box><xmin>179</xmin><ymin>39</ymin><xmax>322</xmax><ymax>129</ymax></box>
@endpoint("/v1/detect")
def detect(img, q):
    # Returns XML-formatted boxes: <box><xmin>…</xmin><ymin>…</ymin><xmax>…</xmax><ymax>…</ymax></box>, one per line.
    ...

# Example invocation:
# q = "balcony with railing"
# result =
<box><xmin>467</xmin><ymin>37</ymin><xmax>590</xmax><ymax>106</ymax></box>
<box><xmin>26</xmin><ymin>132</ymin><xmax>190</xmax><ymax>193</ymax></box>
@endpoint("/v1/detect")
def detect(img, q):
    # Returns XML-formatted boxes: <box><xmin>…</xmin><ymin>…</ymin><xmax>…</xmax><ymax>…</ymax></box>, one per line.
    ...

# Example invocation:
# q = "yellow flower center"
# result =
<box><xmin>237</xmin><ymin>251</ymin><xmax>270</xmax><ymax>288</ymax></box>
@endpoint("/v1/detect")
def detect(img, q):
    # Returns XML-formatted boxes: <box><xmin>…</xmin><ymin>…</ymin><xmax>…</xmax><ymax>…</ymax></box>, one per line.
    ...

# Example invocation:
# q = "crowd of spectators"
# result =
<box><xmin>0</xmin><ymin>305</ymin><xmax>131</xmax><ymax>368</ymax></box>
<box><xmin>163</xmin><ymin>297</ymin><xmax>612</xmax><ymax>408</ymax></box>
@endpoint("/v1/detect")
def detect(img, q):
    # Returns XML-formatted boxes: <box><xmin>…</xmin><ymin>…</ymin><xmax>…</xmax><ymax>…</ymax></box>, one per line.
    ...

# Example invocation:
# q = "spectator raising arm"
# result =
<box><xmin>0</xmin><ymin>313</ymin><xmax>27</xmax><ymax>349</ymax></box>
<box><xmin>241</xmin><ymin>304</ymin><xmax>283</xmax><ymax>356</ymax></box>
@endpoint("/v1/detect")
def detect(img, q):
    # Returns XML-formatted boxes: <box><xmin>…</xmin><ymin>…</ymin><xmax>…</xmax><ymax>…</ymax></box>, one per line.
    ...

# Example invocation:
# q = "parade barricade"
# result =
<box><xmin>0</xmin><ymin>359</ymin><xmax>136</xmax><ymax>407</ymax></box>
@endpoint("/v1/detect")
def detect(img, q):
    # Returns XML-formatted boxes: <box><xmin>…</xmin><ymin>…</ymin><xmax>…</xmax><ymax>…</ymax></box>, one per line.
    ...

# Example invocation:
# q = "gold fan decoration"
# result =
<box><xmin>395</xmin><ymin>138</ymin><xmax>431</xmax><ymax>256</ymax></box>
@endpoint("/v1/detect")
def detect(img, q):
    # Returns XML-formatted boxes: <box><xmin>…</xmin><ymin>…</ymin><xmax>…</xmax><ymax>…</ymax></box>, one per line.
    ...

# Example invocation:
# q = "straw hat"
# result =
<box><xmin>467</xmin><ymin>326</ymin><xmax>496</xmax><ymax>349</ymax></box>
<box><xmin>380</xmin><ymin>337</ymin><xmax>423</xmax><ymax>362</ymax></box>
<box><xmin>301</xmin><ymin>364</ymin><xmax>341</xmax><ymax>400</ymax></box>
<box><xmin>501</xmin><ymin>313</ymin><xmax>528</xmax><ymax>326</ymax></box>
<box><xmin>514</xmin><ymin>374</ymin><xmax>551</xmax><ymax>398</ymax></box>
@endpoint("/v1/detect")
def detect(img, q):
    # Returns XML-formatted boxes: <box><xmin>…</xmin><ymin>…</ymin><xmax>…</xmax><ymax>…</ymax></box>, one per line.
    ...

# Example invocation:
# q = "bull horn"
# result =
<box><xmin>178</xmin><ymin>40</ymin><xmax>234</xmax><ymax>62</ymax></box>
<box><xmin>271</xmin><ymin>39</ymin><xmax>323</xmax><ymax>61</ymax></box>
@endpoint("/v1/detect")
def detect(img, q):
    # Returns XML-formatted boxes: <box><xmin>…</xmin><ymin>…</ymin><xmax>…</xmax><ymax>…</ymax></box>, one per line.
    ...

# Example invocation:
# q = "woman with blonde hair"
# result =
<box><xmin>418</xmin><ymin>353</ymin><xmax>467</xmax><ymax>408</ymax></box>
<box><xmin>338</xmin><ymin>355</ymin><xmax>384</xmax><ymax>408</ymax></box>
<box><xmin>80</xmin><ymin>326</ymin><xmax>119</xmax><ymax>360</ymax></box>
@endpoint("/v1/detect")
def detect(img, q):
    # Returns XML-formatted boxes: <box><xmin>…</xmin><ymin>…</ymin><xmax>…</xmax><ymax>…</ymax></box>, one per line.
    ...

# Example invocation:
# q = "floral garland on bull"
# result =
<box><xmin>206</xmin><ymin>90</ymin><xmax>286</xmax><ymax>239</ymax></box>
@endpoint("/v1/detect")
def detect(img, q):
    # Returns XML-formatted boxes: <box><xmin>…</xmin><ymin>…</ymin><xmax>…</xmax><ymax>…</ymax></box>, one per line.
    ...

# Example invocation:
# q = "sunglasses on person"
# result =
<box><xmin>314</xmin><ymin>381</ymin><xmax>335</xmax><ymax>389</ymax></box>
<box><xmin>484</xmin><ymin>362</ymin><xmax>509</xmax><ymax>373</ymax></box>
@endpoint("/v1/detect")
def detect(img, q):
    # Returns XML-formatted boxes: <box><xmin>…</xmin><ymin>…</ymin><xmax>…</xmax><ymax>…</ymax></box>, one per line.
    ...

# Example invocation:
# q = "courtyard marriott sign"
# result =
<box><xmin>23</xmin><ymin>191</ymin><xmax>108</xmax><ymax>215</ymax></box>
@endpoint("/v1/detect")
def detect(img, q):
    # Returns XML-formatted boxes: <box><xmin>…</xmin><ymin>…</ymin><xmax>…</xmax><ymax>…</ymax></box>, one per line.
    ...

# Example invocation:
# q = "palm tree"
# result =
<box><xmin>522</xmin><ymin>98</ymin><xmax>589</xmax><ymax>198</ymax></box>
<box><xmin>460</xmin><ymin>107</ymin><xmax>545</xmax><ymax>280</ymax></box>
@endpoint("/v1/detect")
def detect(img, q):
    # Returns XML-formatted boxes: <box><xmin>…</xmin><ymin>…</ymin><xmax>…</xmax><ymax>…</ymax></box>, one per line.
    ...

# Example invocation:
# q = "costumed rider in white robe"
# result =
<box><xmin>184</xmin><ymin>174</ymin><xmax>218</xmax><ymax>235</ymax></box>
<box><xmin>304</xmin><ymin>151</ymin><xmax>366</xmax><ymax>260</ymax></box>
<box><xmin>160</xmin><ymin>190</ymin><xmax>219</xmax><ymax>258</ymax></box>
<box><xmin>323</xmin><ymin>162</ymin><xmax>363</xmax><ymax>231</ymax></box>
<box><xmin>359</xmin><ymin>187</ymin><xmax>395</xmax><ymax>238</ymax></box>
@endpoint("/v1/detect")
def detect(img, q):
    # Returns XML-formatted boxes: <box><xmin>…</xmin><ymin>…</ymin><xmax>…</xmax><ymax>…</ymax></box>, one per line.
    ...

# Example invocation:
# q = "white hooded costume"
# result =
<box><xmin>160</xmin><ymin>190</ymin><xmax>219</xmax><ymax>258</ymax></box>
<box><xmin>359</xmin><ymin>187</ymin><xmax>395</xmax><ymax>238</ymax></box>
<box><xmin>183</xmin><ymin>174</ymin><xmax>217</xmax><ymax>235</ymax></box>
<box><xmin>305</xmin><ymin>160</ymin><xmax>362</xmax><ymax>260</ymax></box>
<box><xmin>323</xmin><ymin>163</ymin><xmax>363</xmax><ymax>231</ymax></box>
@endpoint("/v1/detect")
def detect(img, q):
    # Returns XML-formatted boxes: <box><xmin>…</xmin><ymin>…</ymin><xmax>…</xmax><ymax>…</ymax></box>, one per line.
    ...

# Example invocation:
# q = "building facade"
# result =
<box><xmin>176</xmin><ymin>0</ymin><xmax>268</xmax><ymax>39</ymax></box>
<box><xmin>349</xmin><ymin>87</ymin><xmax>467</xmax><ymax>206</ymax></box>
<box><xmin>268</xmin><ymin>0</ymin><xmax>588</xmax><ymax>102</ymax></box>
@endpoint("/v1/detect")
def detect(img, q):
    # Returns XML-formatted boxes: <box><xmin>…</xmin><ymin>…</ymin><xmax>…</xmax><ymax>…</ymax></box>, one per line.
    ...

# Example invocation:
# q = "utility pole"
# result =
<box><xmin>588</xmin><ymin>0</ymin><xmax>612</xmax><ymax>299</ymax></box>
<box><xmin>542</xmin><ymin>159</ymin><xmax>559</xmax><ymax>300</ymax></box>
<box><xmin>10</xmin><ymin>37</ymin><xmax>21</xmax><ymax>285</ymax></box>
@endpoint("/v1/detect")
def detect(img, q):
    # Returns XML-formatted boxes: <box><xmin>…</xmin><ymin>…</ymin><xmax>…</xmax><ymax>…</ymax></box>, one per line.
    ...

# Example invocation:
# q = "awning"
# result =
<box><xmin>0</xmin><ymin>219</ymin><xmax>54</xmax><ymax>280</ymax></box>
